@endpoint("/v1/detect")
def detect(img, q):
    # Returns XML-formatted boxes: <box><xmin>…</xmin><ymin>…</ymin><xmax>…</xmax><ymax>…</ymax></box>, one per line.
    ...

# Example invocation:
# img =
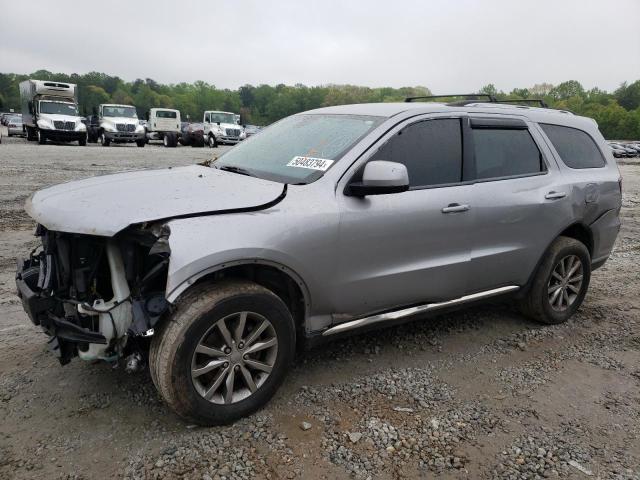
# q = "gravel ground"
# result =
<box><xmin>0</xmin><ymin>131</ymin><xmax>639</xmax><ymax>479</ymax></box>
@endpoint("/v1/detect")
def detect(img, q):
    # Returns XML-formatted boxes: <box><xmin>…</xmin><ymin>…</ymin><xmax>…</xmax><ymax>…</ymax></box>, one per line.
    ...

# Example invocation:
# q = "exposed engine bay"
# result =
<box><xmin>15</xmin><ymin>223</ymin><xmax>171</xmax><ymax>366</ymax></box>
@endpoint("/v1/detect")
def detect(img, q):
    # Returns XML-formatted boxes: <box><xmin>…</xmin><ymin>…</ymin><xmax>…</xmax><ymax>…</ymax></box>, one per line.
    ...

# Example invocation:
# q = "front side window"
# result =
<box><xmin>373</xmin><ymin>118</ymin><xmax>463</xmax><ymax>187</ymax></box>
<box><xmin>540</xmin><ymin>123</ymin><xmax>605</xmax><ymax>169</ymax></box>
<box><xmin>103</xmin><ymin>106</ymin><xmax>137</xmax><ymax>118</ymax></box>
<box><xmin>472</xmin><ymin>129</ymin><xmax>544</xmax><ymax>180</ymax></box>
<box><xmin>215</xmin><ymin>114</ymin><xmax>383</xmax><ymax>184</ymax></box>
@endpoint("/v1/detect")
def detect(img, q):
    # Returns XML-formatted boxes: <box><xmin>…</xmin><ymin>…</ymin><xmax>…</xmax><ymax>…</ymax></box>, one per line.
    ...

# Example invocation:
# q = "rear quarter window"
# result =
<box><xmin>540</xmin><ymin>124</ymin><xmax>606</xmax><ymax>169</ymax></box>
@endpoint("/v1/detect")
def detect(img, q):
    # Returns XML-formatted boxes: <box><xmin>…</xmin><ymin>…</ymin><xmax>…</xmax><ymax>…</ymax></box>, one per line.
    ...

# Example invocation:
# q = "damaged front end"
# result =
<box><xmin>15</xmin><ymin>224</ymin><xmax>171</xmax><ymax>366</ymax></box>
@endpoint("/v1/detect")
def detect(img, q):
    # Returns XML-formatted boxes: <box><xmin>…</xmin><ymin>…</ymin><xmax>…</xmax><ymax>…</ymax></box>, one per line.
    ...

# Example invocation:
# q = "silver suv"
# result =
<box><xmin>16</xmin><ymin>99</ymin><xmax>622</xmax><ymax>425</ymax></box>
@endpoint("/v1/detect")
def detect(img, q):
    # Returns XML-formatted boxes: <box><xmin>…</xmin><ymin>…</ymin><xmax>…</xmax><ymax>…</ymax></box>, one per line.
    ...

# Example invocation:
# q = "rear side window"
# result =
<box><xmin>540</xmin><ymin>124</ymin><xmax>605</xmax><ymax>169</ymax></box>
<box><xmin>374</xmin><ymin>118</ymin><xmax>462</xmax><ymax>187</ymax></box>
<box><xmin>472</xmin><ymin>129</ymin><xmax>544</xmax><ymax>180</ymax></box>
<box><xmin>156</xmin><ymin>110</ymin><xmax>177</xmax><ymax>118</ymax></box>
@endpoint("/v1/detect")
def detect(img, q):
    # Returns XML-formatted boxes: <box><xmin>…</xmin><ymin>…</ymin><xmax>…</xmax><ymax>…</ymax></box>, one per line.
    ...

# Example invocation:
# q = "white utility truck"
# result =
<box><xmin>145</xmin><ymin>108</ymin><xmax>181</xmax><ymax>147</ymax></box>
<box><xmin>96</xmin><ymin>104</ymin><xmax>146</xmax><ymax>147</ymax></box>
<box><xmin>203</xmin><ymin>110</ymin><xmax>245</xmax><ymax>148</ymax></box>
<box><xmin>20</xmin><ymin>79</ymin><xmax>87</xmax><ymax>145</ymax></box>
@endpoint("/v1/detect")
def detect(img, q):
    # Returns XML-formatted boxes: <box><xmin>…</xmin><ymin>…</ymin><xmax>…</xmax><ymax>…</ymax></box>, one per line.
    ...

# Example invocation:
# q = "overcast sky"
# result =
<box><xmin>1</xmin><ymin>0</ymin><xmax>639</xmax><ymax>93</ymax></box>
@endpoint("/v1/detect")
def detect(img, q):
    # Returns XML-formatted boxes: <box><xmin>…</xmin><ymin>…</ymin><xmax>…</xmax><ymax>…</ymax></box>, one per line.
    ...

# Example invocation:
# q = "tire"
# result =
<box><xmin>193</xmin><ymin>136</ymin><xmax>205</xmax><ymax>148</ymax></box>
<box><xmin>78</xmin><ymin>135</ymin><xmax>87</xmax><ymax>146</ymax></box>
<box><xmin>208</xmin><ymin>134</ymin><xmax>217</xmax><ymax>148</ymax></box>
<box><xmin>163</xmin><ymin>132</ymin><xmax>177</xmax><ymax>148</ymax></box>
<box><xmin>149</xmin><ymin>280</ymin><xmax>295</xmax><ymax>426</ymax></box>
<box><xmin>136</xmin><ymin>139</ymin><xmax>146</xmax><ymax>148</ymax></box>
<box><xmin>519</xmin><ymin>236</ymin><xmax>591</xmax><ymax>324</ymax></box>
<box><xmin>100</xmin><ymin>133</ymin><xmax>110</xmax><ymax>147</ymax></box>
<box><xmin>37</xmin><ymin>129</ymin><xmax>46</xmax><ymax>145</ymax></box>
<box><xmin>26</xmin><ymin>127</ymin><xmax>37</xmax><ymax>141</ymax></box>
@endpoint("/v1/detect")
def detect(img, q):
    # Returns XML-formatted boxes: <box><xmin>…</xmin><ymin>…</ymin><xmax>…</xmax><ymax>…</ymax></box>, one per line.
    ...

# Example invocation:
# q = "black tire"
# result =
<box><xmin>26</xmin><ymin>127</ymin><xmax>37</xmax><ymax>141</ymax></box>
<box><xmin>149</xmin><ymin>280</ymin><xmax>295</xmax><ymax>426</ymax></box>
<box><xmin>78</xmin><ymin>135</ymin><xmax>87</xmax><ymax>146</ymax></box>
<box><xmin>519</xmin><ymin>236</ymin><xmax>591</xmax><ymax>324</ymax></box>
<box><xmin>37</xmin><ymin>130</ymin><xmax>46</xmax><ymax>145</ymax></box>
<box><xmin>163</xmin><ymin>132</ymin><xmax>178</xmax><ymax>148</ymax></box>
<box><xmin>100</xmin><ymin>133</ymin><xmax>111</xmax><ymax>147</ymax></box>
<box><xmin>193</xmin><ymin>136</ymin><xmax>205</xmax><ymax>148</ymax></box>
<box><xmin>207</xmin><ymin>134</ymin><xmax>217</xmax><ymax>148</ymax></box>
<box><xmin>136</xmin><ymin>139</ymin><xmax>146</xmax><ymax>148</ymax></box>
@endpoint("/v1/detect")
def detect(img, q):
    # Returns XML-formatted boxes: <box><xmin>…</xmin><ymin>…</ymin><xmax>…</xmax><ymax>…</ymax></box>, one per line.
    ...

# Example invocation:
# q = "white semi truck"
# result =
<box><xmin>93</xmin><ymin>104</ymin><xmax>146</xmax><ymax>147</ymax></box>
<box><xmin>19</xmin><ymin>80</ymin><xmax>87</xmax><ymax>145</ymax></box>
<box><xmin>203</xmin><ymin>110</ymin><xmax>246</xmax><ymax>148</ymax></box>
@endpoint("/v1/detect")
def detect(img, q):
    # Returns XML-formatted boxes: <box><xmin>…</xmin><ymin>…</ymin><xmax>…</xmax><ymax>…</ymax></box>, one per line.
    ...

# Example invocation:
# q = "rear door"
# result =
<box><xmin>465</xmin><ymin>116</ymin><xmax>571</xmax><ymax>293</ymax></box>
<box><xmin>333</xmin><ymin>114</ymin><xmax>474</xmax><ymax>316</ymax></box>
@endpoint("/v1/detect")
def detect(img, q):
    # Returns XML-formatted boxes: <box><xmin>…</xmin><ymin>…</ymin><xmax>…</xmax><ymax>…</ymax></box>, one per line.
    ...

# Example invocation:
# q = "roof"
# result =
<box><xmin>306</xmin><ymin>102</ymin><xmax>597</xmax><ymax>131</ymax></box>
<box><xmin>102</xmin><ymin>104</ymin><xmax>136</xmax><ymax>108</ymax></box>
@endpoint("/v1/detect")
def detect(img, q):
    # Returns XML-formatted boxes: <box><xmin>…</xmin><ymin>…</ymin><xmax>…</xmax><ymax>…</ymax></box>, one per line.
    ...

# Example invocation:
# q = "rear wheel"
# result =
<box><xmin>519</xmin><ymin>236</ymin><xmax>591</xmax><ymax>324</ymax></box>
<box><xmin>149</xmin><ymin>280</ymin><xmax>295</xmax><ymax>425</ymax></box>
<box><xmin>192</xmin><ymin>136</ymin><xmax>205</xmax><ymax>148</ymax></box>
<box><xmin>163</xmin><ymin>132</ymin><xmax>177</xmax><ymax>148</ymax></box>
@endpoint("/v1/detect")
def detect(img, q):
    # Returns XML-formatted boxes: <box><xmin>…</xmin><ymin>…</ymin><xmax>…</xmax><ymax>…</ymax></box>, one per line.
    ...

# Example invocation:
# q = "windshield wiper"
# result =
<box><xmin>217</xmin><ymin>165</ymin><xmax>255</xmax><ymax>177</ymax></box>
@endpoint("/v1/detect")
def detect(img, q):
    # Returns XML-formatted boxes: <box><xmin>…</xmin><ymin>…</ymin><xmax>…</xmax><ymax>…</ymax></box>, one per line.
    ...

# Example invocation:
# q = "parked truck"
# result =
<box><xmin>19</xmin><ymin>80</ymin><xmax>87</xmax><ymax>145</ymax></box>
<box><xmin>87</xmin><ymin>104</ymin><xmax>146</xmax><ymax>147</ymax></box>
<box><xmin>203</xmin><ymin>110</ymin><xmax>246</xmax><ymax>148</ymax></box>
<box><xmin>144</xmin><ymin>108</ymin><xmax>181</xmax><ymax>147</ymax></box>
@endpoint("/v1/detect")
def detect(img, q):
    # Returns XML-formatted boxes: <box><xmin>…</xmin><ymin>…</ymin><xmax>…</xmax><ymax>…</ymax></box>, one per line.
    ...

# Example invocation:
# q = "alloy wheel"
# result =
<box><xmin>547</xmin><ymin>254</ymin><xmax>583</xmax><ymax>311</ymax></box>
<box><xmin>191</xmin><ymin>311</ymin><xmax>278</xmax><ymax>405</ymax></box>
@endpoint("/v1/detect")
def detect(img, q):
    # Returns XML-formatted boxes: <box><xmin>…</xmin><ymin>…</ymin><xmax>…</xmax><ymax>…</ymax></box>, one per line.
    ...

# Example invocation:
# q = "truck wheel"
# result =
<box><xmin>149</xmin><ymin>280</ymin><xmax>295</xmax><ymax>426</ymax></box>
<box><xmin>208</xmin><ymin>134</ymin><xmax>217</xmax><ymax>148</ymax></box>
<box><xmin>136</xmin><ymin>139</ymin><xmax>146</xmax><ymax>148</ymax></box>
<box><xmin>26</xmin><ymin>127</ymin><xmax>37</xmax><ymax>141</ymax></box>
<box><xmin>100</xmin><ymin>133</ymin><xmax>111</xmax><ymax>147</ymax></box>
<box><xmin>78</xmin><ymin>135</ymin><xmax>87</xmax><ymax>146</ymax></box>
<box><xmin>37</xmin><ymin>130</ymin><xmax>46</xmax><ymax>145</ymax></box>
<box><xmin>519</xmin><ymin>236</ymin><xmax>591</xmax><ymax>325</ymax></box>
<box><xmin>163</xmin><ymin>132</ymin><xmax>178</xmax><ymax>148</ymax></box>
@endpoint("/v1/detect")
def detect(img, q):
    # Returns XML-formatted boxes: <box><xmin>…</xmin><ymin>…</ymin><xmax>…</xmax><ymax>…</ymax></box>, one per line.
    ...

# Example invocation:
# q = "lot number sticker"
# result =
<box><xmin>287</xmin><ymin>156</ymin><xmax>334</xmax><ymax>171</ymax></box>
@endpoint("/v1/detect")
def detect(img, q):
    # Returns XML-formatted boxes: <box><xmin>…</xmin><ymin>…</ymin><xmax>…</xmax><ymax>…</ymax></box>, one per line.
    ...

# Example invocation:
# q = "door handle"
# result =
<box><xmin>545</xmin><ymin>191</ymin><xmax>567</xmax><ymax>200</ymax></box>
<box><xmin>442</xmin><ymin>203</ymin><xmax>470</xmax><ymax>213</ymax></box>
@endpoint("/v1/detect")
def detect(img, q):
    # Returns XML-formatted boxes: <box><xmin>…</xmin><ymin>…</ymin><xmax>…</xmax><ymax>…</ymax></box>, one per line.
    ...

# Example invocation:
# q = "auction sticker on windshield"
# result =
<box><xmin>287</xmin><ymin>156</ymin><xmax>334</xmax><ymax>171</ymax></box>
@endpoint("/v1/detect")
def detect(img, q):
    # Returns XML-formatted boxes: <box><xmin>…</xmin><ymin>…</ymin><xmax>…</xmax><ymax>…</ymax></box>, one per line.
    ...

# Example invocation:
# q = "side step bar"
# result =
<box><xmin>322</xmin><ymin>285</ymin><xmax>519</xmax><ymax>337</ymax></box>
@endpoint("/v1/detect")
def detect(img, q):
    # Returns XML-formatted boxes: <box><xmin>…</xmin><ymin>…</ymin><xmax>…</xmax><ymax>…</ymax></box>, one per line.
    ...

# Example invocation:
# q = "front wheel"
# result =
<box><xmin>519</xmin><ymin>236</ymin><xmax>591</xmax><ymax>324</ymax></box>
<box><xmin>208</xmin><ymin>134</ymin><xmax>217</xmax><ymax>148</ymax></box>
<box><xmin>149</xmin><ymin>281</ymin><xmax>295</xmax><ymax>425</ymax></box>
<box><xmin>100</xmin><ymin>133</ymin><xmax>111</xmax><ymax>146</ymax></box>
<box><xmin>78</xmin><ymin>134</ymin><xmax>87</xmax><ymax>146</ymax></box>
<box><xmin>136</xmin><ymin>139</ymin><xmax>146</xmax><ymax>148</ymax></box>
<box><xmin>37</xmin><ymin>129</ymin><xmax>46</xmax><ymax>144</ymax></box>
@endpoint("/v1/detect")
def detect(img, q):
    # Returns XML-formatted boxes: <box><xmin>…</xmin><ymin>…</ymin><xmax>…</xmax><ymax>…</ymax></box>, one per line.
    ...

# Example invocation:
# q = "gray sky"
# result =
<box><xmin>1</xmin><ymin>0</ymin><xmax>639</xmax><ymax>93</ymax></box>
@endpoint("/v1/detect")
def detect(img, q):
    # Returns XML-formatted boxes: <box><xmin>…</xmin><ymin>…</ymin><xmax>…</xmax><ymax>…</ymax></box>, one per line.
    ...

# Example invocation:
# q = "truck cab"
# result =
<box><xmin>145</xmin><ymin>108</ymin><xmax>181</xmax><ymax>147</ymax></box>
<box><xmin>97</xmin><ymin>104</ymin><xmax>146</xmax><ymax>147</ymax></box>
<box><xmin>19</xmin><ymin>80</ymin><xmax>87</xmax><ymax>146</ymax></box>
<box><xmin>203</xmin><ymin>110</ymin><xmax>246</xmax><ymax>147</ymax></box>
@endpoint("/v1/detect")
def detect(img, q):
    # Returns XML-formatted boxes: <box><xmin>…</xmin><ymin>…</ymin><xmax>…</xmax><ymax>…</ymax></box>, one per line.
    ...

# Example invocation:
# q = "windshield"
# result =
<box><xmin>215</xmin><ymin>114</ymin><xmax>384</xmax><ymax>184</ymax></box>
<box><xmin>103</xmin><ymin>106</ymin><xmax>137</xmax><ymax>118</ymax></box>
<box><xmin>208</xmin><ymin>112</ymin><xmax>236</xmax><ymax>124</ymax></box>
<box><xmin>39</xmin><ymin>101</ymin><xmax>78</xmax><ymax>115</ymax></box>
<box><xmin>156</xmin><ymin>110</ymin><xmax>177</xmax><ymax>118</ymax></box>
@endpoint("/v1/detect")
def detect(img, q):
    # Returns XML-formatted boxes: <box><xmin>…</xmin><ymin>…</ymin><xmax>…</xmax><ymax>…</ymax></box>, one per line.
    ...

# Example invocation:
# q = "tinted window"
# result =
<box><xmin>156</xmin><ymin>110</ymin><xmax>177</xmax><ymax>119</ymax></box>
<box><xmin>374</xmin><ymin>119</ymin><xmax>462</xmax><ymax>187</ymax></box>
<box><xmin>472</xmin><ymin>129</ymin><xmax>543</xmax><ymax>180</ymax></box>
<box><xmin>541</xmin><ymin>124</ymin><xmax>605</xmax><ymax>169</ymax></box>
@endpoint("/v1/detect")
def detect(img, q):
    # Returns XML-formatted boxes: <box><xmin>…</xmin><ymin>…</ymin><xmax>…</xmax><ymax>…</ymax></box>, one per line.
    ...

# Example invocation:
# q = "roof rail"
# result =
<box><xmin>493</xmin><ymin>99</ymin><xmax>548</xmax><ymax>108</ymax></box>
<box><xmin>404</xmin><ymin>94</ymin><xmax>550</xmax><ymax>109</ymax></box>
<box><xmin>405</xmin><ymin>94</ymin><xmax>497</xmax><ymax>103</ymax></box>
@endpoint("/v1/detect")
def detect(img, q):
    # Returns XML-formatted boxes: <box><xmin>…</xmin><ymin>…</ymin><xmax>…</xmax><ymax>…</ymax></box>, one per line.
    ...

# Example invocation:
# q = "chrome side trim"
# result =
<box><xmin>322</xmin><ymin>285</ymin><xmax>519</xmax><ymax>336</ymax></box>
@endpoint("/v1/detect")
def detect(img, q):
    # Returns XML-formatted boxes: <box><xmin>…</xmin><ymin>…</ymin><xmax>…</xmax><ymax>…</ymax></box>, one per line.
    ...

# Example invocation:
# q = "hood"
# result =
<box><xmin>101</xmin><ymin>117</ymin><xmax>139</xmax><ymax>126</ymax></box>
<box><xmin>39</xmin><ymin>113</ymin><xmax>84</xmax><ymax>123</ymax></box>
<box><xmin>26</xmin><ymin>165</ymin><xmax>286</xmax><ymax>236</ymax></box>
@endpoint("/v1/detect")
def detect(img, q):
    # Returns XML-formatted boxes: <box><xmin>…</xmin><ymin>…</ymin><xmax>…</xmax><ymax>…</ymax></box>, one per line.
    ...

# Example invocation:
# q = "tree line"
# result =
<box><xmin>0</xmin><ymin>70</ymin><xmax>638</xmax><ymax>139</ymax></box>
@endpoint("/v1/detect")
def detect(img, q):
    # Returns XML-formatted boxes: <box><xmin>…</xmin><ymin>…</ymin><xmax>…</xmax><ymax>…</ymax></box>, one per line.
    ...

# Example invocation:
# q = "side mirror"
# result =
<box><xmin>347</xmin><ymin>160</ymin><xmax>409</xmax><ymax>197</ymax></box>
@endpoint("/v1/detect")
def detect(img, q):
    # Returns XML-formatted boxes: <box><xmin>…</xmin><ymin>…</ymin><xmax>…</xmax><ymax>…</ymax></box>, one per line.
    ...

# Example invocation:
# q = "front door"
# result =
<box><xmin>332</xmin><ymin>116</ymin><xmax>474</xmax><ymax>317</ymax></box>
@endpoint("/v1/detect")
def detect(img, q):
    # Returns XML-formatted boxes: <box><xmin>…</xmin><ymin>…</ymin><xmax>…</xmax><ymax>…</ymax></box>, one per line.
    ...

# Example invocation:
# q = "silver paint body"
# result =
<box><xmin>26</xmin><ymin>102</ymin><xmax>622</xmax><ymax>334</ymax></box>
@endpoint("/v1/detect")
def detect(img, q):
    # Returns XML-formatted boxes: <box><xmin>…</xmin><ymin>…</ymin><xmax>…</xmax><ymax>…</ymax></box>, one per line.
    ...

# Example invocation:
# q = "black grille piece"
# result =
<box><xmin>116</xmin><ymin>123</ymin><xmax>126</xmax><ymax>132</ymax></box>
<box><xmin>53</xmin><ymin>121</ymin><xmax>75</xmax><ymax>130</ymax></box>
<box><xmin>126</xmin><ymin>124</ymin><xmax>135</xmax><ymax>132</ymax></box>
<box><xmin>225</xmin><ymin>128</ymin><xmax>240</xmax><ymax>137</ymax></box>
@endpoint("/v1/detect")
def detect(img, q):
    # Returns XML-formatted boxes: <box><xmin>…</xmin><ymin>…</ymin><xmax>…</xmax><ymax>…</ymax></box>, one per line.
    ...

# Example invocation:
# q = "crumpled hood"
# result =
<box><xmin>26</xmin><ymin>165</ymin><xmax>285</xmax><ymax>236</ymax></box>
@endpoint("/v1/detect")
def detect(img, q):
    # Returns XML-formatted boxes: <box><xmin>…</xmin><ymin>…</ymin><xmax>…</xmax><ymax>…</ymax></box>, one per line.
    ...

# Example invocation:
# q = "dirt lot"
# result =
<box><xmin>0</xmin><ymin>132</ymin><xmax>639</xmax><ymax>480</ymax></box>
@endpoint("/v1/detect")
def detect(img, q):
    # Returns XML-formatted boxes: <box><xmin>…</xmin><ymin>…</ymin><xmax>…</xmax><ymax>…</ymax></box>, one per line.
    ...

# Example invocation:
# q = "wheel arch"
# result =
<box><xmin>166</xmin><ymin>259</ymin><xmax>311</xmax><ymax>332</ymax></box>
